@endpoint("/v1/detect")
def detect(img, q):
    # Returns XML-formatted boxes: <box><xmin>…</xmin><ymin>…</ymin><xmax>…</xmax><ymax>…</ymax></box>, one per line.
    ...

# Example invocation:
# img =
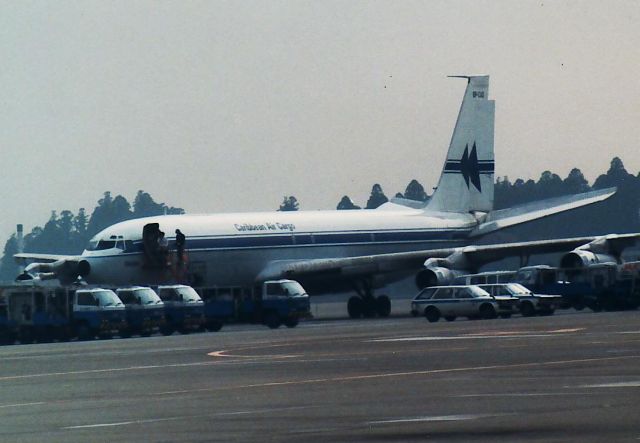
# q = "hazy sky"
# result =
<box><xmin>1</xmin><ymin>1</ymin><xmax>639</xmax><ymax>244</ymax></box>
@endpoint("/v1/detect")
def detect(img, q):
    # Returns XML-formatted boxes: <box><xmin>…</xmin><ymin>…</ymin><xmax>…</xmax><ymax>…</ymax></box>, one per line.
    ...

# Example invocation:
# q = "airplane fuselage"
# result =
<box><xmin>81</xmin><ymin>206</ymin><xmax>478</xmax><ymax>287</ymax></box>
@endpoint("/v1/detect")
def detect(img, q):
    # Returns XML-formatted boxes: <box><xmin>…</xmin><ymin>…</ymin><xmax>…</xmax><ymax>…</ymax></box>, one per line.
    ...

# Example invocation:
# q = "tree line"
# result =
<box><xmin>2</xmin><ymin>157</ymin><xmax>639</xmax><ymax>281</ymax></box>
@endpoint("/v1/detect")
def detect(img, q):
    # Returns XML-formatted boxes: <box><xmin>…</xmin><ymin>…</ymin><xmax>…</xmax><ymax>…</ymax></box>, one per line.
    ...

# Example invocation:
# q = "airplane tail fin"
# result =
<box><xmin>426</xmin><ymin>75</ymin><xmax>495</xmax><ymax>213</ymax></box>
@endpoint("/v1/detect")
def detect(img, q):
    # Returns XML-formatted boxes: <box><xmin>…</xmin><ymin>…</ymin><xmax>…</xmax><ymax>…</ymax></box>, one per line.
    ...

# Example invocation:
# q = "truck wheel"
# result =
<box><xmin>160</xmin><ymin>326</ymin><xmax>174</xmax><ymax>336</ymax></box>
<box><xmin>539</xmin><ymin>309</ymin><xmax>555</xmax><ymax>316</ymax></box>
<box><xmin>520</xmin><ymin>302</ymin><xmax>535</xmax><ymax>317</ymax></box>
<box><xmin>480</xmin><ymin>304</ymin><xmax>497</xmax><ymax>319</ymax></box>
<box><xmin>119</xmin><ymin>328</ymin><xmax>132</xmax><ymax>339</ymax></box>
<box><xmin>265</xmin><ymin>312</ymin><xmax>281</xmax><ymax>329</ymax></box>
<box><xmin>347</xmin><ymin>297</ymin><xmax>363</xmax><ymax>319</ymax></box>
<box><xmin>206</xmin><ymin>320</ymin><xmax>223</xmax><ymax>332</ymax></box>
<box><xmin>375</xmin><ymin>295</ymin><xmax>391</xmax><ymax>318</ymax></box>
<box><xmin>35</xmin><ymin>327</ymin><xmax>51</xmax><ymax>343</ymax></box>
<box><xmin>56</xmin><ymin>328</ymin><xmax>70</xmax><ymax>342</ymax></box>
<box><xmin>424</xmin><ymin>307</ymin><xmax>440</xmax><ymax>323</ymax></box>
<box><xmin>0</xmin><ymin>328</ymin><xmax>15</xmax><ymax>345</ymax></box>
<box><xmin>77</xmin><ymin>324</ymin><xmax>93</xmax><ymax>341</ymax></box>
<box><xmin>20</xmin><ymin>330</ymin><xmax>34</xmax><ymax>344</ymax></box>
<box><xmin>284</xmin><ymin>318</ymin><xmax>299</xmax><ymax>328</ymax></box>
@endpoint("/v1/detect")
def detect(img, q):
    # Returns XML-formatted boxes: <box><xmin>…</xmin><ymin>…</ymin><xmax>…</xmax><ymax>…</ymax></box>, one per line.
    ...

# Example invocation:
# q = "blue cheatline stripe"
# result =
<box><xmin>443</xmin><ymin>161</ymin><xmax>494</xmax><ymax>173</ymax></box>
<box><xmin>127</xmin><ymin>229</ymin><xmax>471</xmax><ymax>252</ymax></box>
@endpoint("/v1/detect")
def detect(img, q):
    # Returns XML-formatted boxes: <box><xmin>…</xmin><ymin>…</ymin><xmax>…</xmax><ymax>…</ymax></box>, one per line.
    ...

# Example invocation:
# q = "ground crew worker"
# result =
<box><xmin>175</xmin><ymin>229</ymin><xmax>186</xmax><ymax>265</ymax></box>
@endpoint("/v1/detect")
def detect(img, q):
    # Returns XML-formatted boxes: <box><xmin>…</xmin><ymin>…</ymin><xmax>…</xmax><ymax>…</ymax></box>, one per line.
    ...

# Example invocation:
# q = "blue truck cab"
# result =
<box><xmin>243</xmin><ymin>280</ymin><xmax>311</xmax><ymax>329</ymax></box>
<box><xmin>196</xmin><ymin>279</ymin><xmax>311</xmax><ymax>330</ymax></box>
<box><xmin>116</xmin><ymin>287</ymin><xmax>165</xmax><ymax>337</ymax></box>
<box><xmin>198</xmin><ymin>287</ymin><xmax>236</xmax><ymax>332</ymax></box>
<box><xmin>156</xmin><ymin>285</ymin><xmax>205</xmax><ymax>335</ymax></box>
<box><xmin>71</xmin><ymin>288</ymin><xmax>127</xmax><ymax>340</ymax></box>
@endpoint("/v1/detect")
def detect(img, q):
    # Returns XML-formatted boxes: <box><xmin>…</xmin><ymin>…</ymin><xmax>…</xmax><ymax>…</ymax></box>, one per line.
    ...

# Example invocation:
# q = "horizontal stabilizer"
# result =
<box><xmin>470</xmin><ymin>187</ymin><xmax>616</xmax><ymax>237</ymax></box>
<box><xmin>387</xmin><ymin>197</ymin><xmax>429</xmax><ymax>209</ymax></box>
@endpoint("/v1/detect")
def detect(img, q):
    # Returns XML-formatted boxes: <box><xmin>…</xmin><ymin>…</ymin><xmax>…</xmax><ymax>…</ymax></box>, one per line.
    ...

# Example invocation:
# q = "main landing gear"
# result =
<box><xmin>346</xmin><ymin>279</ymin><xmax>391</xmax><ymax>319</ymax></box>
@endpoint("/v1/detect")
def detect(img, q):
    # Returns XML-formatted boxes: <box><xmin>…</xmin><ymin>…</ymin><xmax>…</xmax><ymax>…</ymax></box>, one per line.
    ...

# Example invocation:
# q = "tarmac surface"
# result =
<box><xmin>1</xmin><ymin>306</ymin><xmax>640</xmax><ymax>442</ymax></box>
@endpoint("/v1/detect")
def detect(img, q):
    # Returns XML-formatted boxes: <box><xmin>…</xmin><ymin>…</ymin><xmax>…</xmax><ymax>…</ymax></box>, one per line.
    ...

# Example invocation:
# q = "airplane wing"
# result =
<box><xmin>14</xmin><ymin>253</ymin><xmax>79</xmax><ymax>263</ymax></box>
<box><xmin>14</xmin><ymin>253</ymin><xmax>86</xmax><ymax>284</ymax></box>
<box><xmin>256</xmin><ymin>233</ymin><xmax>640</xmax><ymax>283</ymax></box>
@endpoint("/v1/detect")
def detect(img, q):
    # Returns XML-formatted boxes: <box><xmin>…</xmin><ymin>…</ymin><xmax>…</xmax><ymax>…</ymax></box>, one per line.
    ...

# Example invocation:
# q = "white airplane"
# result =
<box><xmin>16</xmin><ymin>75</ymin><xmax>635</xmax><ymax>318</ymax></box>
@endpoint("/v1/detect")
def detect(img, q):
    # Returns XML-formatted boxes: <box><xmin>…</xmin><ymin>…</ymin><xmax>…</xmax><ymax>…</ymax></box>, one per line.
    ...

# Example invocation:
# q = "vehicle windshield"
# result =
<box><xmin>468</xmin><ymin>286</ymin><xmax>490</xmax><ymax>297</ymax></box>
<box><xmin>95</xmin><ymin>290</ymin><xmax>124</xmax><ymax>307</ymax></box>
<box><xmin>136</xmin><ymin>288</ymin><xmax>163</xmax><ymax>305</ymax></box>
<box><xmin>175</xmin><ymin>287</ymin><xmax>202</xmax><ymax>302</ymax></box>
<box><xmin>415</xmin><ymin>288</ymin><xmax>437</xmax><ymax>300</ymax></box>
<box><xmin>506</xmin><ymin>283</ymin><xmax>532</xmax><ymax>295</ymax></box>
<box><xmin>516</xmin><ymin>270</ymin><xmax>533</xmax><ymax>282</ymax></box>
<box><xmin>281</xmin><ymin>281</ymin><xmax>307</xmax><ymax>297</ymax></box>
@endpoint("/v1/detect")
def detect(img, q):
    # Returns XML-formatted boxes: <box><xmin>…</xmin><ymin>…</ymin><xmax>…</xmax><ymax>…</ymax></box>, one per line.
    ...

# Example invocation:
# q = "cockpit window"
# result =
<box><xmin>95</xmin><ymin>240</ymin><xmax>116</xmax><ymax>250</ymax></box>
<box><xmin>87</xmin><ymin>235</ymin><xmax>132</xmax><ymax>251</ymax></box>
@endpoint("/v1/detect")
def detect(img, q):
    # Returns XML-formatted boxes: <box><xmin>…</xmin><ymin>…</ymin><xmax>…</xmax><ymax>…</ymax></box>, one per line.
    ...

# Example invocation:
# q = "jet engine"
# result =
<box><xmin>560</xmin><ymin>250</ymin><xmax>617</xmax><ymax>269</ymax></box>
<box><xmin>24</xmin><ymin>259</ymin><xmax>91</xmax><ymax>284</ymax></box>
<box><xmin>558</xmin><ymin>234</ymin><xmax>633</xmax><ymax>269</ymax></box>
<box><xmin>415</xmin><ymin>267</ymin><xmax>466</xmax><ymax>289</ymax></box>
<box><xmin>415</xmin><ymin>254</ymin><xmax>471</xmax><ymax>289</ymax></box>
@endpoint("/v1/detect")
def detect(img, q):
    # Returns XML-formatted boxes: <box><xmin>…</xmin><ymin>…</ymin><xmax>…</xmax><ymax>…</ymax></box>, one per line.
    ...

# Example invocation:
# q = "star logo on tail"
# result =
<box><xmin>443</xmin><ymin>142</ymin><xmax>494</xmax><ymax>192</ymax></box>
<box><xmin>460</xmin><ymin>143</ymin><xmax>481</xmax><ymax>191</ymax></box>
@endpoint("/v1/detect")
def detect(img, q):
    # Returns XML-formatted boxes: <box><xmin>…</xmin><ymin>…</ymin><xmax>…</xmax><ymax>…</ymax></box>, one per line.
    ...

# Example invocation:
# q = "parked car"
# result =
<box><xmin>411</xmin><ymin>285</ymin><xmax>518</xmax><ymax>322</ymax></box>
<box><xmin>478</xmin><ymin>283</ymin><xmax>561</xmax><ymax>316</ymax></box>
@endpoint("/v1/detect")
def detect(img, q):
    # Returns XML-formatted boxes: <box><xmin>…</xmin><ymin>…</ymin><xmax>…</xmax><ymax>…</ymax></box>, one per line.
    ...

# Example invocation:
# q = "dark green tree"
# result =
<box><xmin>536</xmin><ymin>170</ymin><xmax>564</xmax><ymax>199</ymax></box>
<box><xmin>336</xmin><ymin>196</ymin><xmax>361</xmax><ymax>210</ymax></box>
<box><xmin>563</xmin><ymin>168</ymin><xmax>591</xmax><ymax>194</ymax></box>
<box><xmin>133</xmin><ymin>190</ymin><xmax>185</xmax><ymax>217</ymax></box>
<box><xmin>133</xmin><ymin>190</ymin><xmax>165</xmax><ymax>217</ymax></box>
<box><xmin>87</xmin><ymin>192</ymin><xmax>133</xmax><ymax>237</ymax></box>
<box><xmin>403</xmin><ymin>179</ymin><xmax>428</xmax><ymax>202</ymax></box>
<box><xmin>0</xmin><ymin>235</ymin><xmax>19</xmax><ymax>281</ymax></box>
<box><xmin>593</xmin><ymin>157</ymin><xmax>636</xmax><ymax>190</ymax></box>
<box><xmin>278</xmin><ymin>196</ymin><xmax>299</xmax><ymax>211</ymax></box>
<box><xmin>365</xmin><ymin>184</ymin><xmax>388</xmax><ymax>209</ymax></box>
